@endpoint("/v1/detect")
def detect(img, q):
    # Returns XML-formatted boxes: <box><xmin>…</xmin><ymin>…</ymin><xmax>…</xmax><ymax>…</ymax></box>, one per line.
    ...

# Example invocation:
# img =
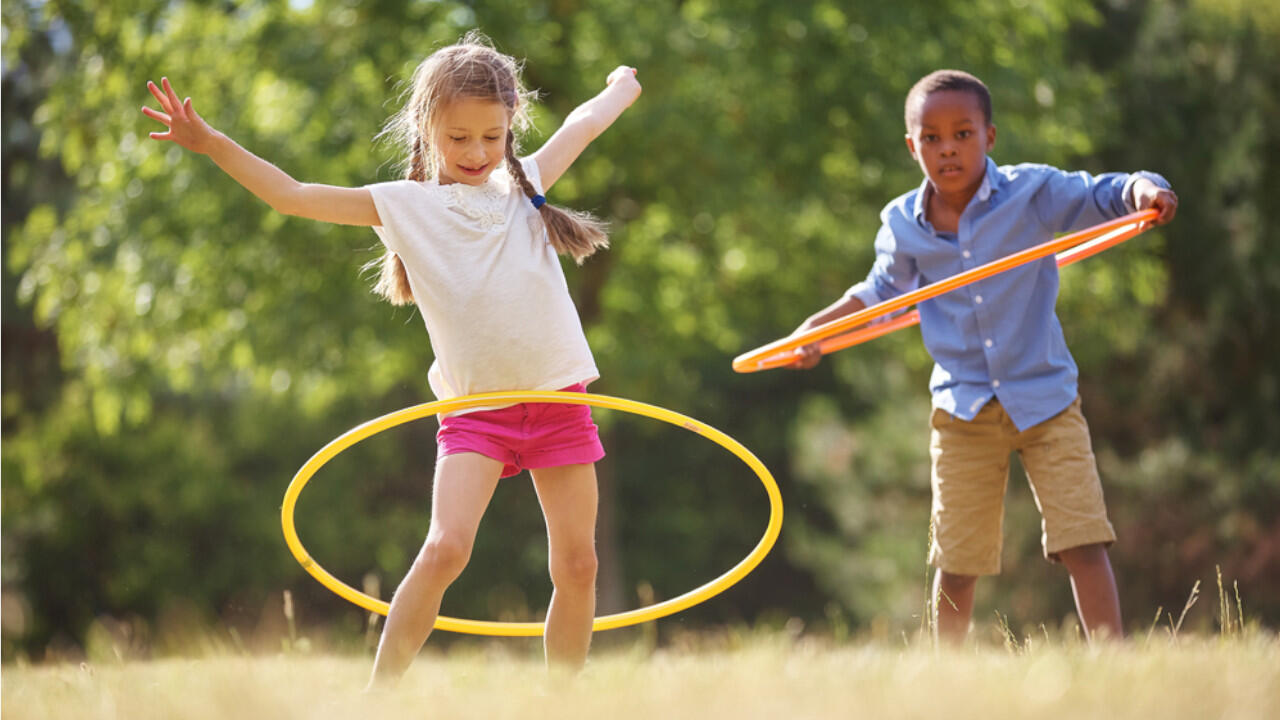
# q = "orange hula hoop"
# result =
<box><xmin>732</xmin><ymin>209</ymin><xmax>1158</xmax><ymax>373</ymax></box>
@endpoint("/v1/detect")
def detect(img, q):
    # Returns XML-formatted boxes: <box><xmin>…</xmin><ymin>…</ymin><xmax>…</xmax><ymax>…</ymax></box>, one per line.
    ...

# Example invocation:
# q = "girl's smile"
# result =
<box><xmin>457</xmin><ymin>162</ymin><xmax>492</xmax><ymax>177</ymax></box>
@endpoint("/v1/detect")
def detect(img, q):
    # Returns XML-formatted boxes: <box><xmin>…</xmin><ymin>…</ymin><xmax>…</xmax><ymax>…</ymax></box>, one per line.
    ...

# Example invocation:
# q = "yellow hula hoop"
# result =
<box><xmin>281</xmin><ymin>391</ymin><xmax>784</xmax><ymax>637</ymax></box>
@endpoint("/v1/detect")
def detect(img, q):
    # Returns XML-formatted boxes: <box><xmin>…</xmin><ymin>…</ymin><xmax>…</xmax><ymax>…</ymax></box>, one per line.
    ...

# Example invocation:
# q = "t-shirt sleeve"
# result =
<box><xmin>365</xmin><ymin>180</ymin><xmax>426</xmax><ymax>256</ymax></box>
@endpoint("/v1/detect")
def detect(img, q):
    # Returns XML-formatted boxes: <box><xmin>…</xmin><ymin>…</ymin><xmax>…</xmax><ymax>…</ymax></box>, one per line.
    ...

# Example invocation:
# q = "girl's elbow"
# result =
<box><xmin>566</xmin><ymin>109</ymin><xmax>605</xmax><ymax>139</ymax></box>
<box><xmin>268</xmin><ymin>198</ymin><xmax>297</xmax><ymax>216</ymax></box>
<box><xmin>271</xmin><ymin>185</ymin><xmax>309</xmax><ymax>217</ymax></box>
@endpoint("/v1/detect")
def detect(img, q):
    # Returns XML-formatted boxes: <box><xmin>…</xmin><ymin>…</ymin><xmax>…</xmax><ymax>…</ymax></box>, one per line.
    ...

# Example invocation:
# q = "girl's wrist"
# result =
<box><xmin>201</xmin><ymin>129</ymin><xmax>231</xmax><ymax>157</ymax></box>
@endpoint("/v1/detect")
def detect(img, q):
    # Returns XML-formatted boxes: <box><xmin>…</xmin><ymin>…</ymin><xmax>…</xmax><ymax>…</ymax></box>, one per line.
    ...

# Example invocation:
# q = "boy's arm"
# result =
<box><xmin>1033</xmin><ymin>166</ymin><xmax>1175</xmax><ymax>234</ymax></box>
<box><xmin>530</xmin><ymin>66</ymin><xmax>641</xmax><ymax>190</ymax></box>
<box><xmin>790</xmin><ymin>295</ymin><xmax>868</xmax><ymax>369</ymax></box>
<box><xmin>790</xmin><ymin>224</ymin><xmax>917</xmax><ymax>369</ymax></box>
<box><xmin>142</xmin><ymin>78</ymin><xmax>380</xmax><ymax>227</ymax></box>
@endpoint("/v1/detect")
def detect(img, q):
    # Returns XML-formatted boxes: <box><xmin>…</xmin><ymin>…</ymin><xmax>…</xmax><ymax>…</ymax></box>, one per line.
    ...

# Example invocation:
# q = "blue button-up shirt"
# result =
<box><xmin>847</xmin><ymin>157</ymin><xmax>1169</xmax><ymax>431</ymax></box>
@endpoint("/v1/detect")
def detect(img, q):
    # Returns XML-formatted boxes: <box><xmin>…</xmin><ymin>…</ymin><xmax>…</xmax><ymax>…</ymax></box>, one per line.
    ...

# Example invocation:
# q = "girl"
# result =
<box><xmin>142</xmin><ymin>33</ymin><xmax>641</xmax><ymax>682</ymax></box>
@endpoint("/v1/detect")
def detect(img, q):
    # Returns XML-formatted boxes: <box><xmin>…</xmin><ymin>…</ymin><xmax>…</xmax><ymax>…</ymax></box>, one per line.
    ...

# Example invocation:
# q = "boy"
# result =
<box><xmin>792</xmin><ymin>70</ymin><xmax>1177</xmax><ymax>642</ymax></box>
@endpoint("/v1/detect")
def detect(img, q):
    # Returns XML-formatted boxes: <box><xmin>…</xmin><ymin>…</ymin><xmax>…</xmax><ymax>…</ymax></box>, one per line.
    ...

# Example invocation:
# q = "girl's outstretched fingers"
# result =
<box><xmin>143</xmin><ymin>79</ymin><xmax>176</xmax><ymax>139</ymax></box>
<box><xmin>140</xmin><ymin>104</ymin><xmax>171</xmax><ymax>134</ymax></box>
<box><xmin>142</xmin><ymin>78</ymin><xmax>213</xmax><ymax>153</ymax></box>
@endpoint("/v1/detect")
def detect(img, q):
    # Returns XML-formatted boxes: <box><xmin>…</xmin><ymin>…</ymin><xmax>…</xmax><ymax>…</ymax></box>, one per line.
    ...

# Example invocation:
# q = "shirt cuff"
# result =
<box><xmin>1122</xmin><ymin>171</ymin><xmax>1171</xmax><ymax>213</ymax></box>
<box><xmin>844</xmin><ymin>281</ymin><xmax>893</xmax><ymax>324</ymax></box>
<box><xmin>843</xmin><ymin>280</ymin><xmax>879</xmax><ymax>306</ymax></box>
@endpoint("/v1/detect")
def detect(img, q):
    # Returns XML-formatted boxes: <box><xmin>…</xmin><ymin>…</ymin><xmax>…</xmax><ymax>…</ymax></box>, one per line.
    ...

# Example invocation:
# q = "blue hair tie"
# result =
<box><xmin>531</xmin><ymin>194</ymin><xmax>546</xmax><ymax>209</ymax></box>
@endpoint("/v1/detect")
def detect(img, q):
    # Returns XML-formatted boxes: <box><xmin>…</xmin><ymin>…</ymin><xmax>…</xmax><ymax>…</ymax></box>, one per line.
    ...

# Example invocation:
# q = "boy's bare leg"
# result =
<box><xmin>531</xmin><ymin>462</ymin><xmax>599</xmax><ymax>670</ymax></box>
<box><xmin>367</xmin><ymin>453</ymin><xmax>503</xmax><ymax>688</ymax></box>
<box><xmin>1057</xmin><ymin>542</ymin><xmax>1122</xmax><ymax>641</ymax></box>
<box><xmin>934</xmin><ymin>570</ymin><xmax>978</xmax><ymax>644</ymax></box>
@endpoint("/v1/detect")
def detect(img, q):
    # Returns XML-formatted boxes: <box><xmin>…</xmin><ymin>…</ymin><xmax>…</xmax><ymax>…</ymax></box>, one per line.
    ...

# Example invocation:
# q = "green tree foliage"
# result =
<box><xmin>4</xmin><ymin>0</ymin><xmax>1277</xmax><ymax>657</ymax></box>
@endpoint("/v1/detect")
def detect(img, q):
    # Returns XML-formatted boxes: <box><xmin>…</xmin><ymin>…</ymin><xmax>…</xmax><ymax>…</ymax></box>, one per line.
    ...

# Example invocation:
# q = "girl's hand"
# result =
<box><xmin>532</xmin><ymin>66</ymin><xmax>640</xmax><ymax>188</ymax></box>
<box><xmin>1133</xmin><ymin>178</ymin><xmax>1178</xmax><ymax>227</ymax></box>
<box><xmin>142</xmin><ymin>77</ymin><xmax>217</xmax><ymax>154</ymax></box>
<box><xmin>605</xmin><ymin>66</ymin><xmax>642</xmax><ymax>101</ymax></box>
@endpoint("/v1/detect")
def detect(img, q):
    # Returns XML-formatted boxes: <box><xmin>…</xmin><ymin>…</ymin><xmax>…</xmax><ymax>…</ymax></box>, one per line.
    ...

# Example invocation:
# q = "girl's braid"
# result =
<box><xmin>370</xmin><ymin>144</ymin><xmax>427</xmax><ymax>305</ymax></box>
<box><xmin>504</xmin><ymin>130</ymin><xmax>608</xmax><ymax>264</ymax></box>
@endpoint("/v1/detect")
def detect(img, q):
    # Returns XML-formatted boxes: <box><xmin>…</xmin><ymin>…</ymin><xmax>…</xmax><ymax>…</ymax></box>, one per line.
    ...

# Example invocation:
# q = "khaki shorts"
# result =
<box><xmin>928</xmin><ymin>396</ymin><xmax>1116</xmax><ymax>576</ymax></box>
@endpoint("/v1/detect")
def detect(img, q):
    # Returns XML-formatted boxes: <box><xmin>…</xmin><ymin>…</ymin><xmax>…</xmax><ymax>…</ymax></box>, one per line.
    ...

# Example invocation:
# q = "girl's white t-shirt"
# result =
<box><xmin>366</xmin><ymin>158</ymin><xmax>598</xmax><ymax>411</ymax></box>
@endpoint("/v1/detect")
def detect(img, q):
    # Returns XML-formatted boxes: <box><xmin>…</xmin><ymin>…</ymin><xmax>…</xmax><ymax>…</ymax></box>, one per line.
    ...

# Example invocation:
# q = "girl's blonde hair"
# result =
<box><xmin>372</xmin><ymin>31</ymin><xmax>608</xmax><ymax>305</ymax></box>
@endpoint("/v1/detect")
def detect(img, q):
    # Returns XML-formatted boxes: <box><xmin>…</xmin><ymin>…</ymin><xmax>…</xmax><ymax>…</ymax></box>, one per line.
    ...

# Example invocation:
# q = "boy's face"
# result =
<box><xmin>905</xmin><ymin>90</ymin><xmax>996</xmax><ymax>198</ymax></box>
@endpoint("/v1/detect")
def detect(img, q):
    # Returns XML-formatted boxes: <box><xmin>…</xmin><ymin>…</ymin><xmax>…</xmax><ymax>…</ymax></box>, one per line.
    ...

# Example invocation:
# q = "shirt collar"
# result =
<box><xmin>913</xmin><ymin>156</ymin><xmax>999</xmax><ymax>227</ymax></box>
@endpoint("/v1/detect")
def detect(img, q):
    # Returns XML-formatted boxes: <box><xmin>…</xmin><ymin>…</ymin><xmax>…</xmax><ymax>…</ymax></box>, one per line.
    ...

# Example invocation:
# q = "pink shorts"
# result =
<box><xmin>436</xmin><ymin>383</ymin><xmax>605</xmax><ymax>478</ymax></box>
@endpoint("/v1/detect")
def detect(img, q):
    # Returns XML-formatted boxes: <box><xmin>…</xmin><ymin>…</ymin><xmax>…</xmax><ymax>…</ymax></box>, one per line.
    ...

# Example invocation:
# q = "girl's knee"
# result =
<box><xmin>413</xmin><ymin>534</ymin><xmax>472</xmax><ymax>580</ymax></box>
<box><xmin>550</xmin><ymin>547</ymin><xmax>598</xmax><ymax>589</ymax></box>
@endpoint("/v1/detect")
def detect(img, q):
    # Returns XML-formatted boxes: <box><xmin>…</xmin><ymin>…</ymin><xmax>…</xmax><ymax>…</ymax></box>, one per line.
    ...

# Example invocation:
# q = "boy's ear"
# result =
<box><xmin>904</xmin><ymin>134</ymin><xmax>918</xmax><ymax>159</ymax></box>
<box><xmin>986</xmin><ymin>123</ymin><xmax>997</xmax><ymax>150</ymax></box>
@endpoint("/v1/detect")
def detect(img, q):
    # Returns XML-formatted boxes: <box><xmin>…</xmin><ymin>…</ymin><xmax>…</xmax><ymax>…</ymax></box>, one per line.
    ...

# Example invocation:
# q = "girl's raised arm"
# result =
<box><xmin>530</xmin><ymin>66</ymin><xmax>641</xmax><ymax>190</ymax></box>
<box><xmin>142</xmin><ymin>78</ymin><xmax>380</xmax><ymax>227</ymax></box>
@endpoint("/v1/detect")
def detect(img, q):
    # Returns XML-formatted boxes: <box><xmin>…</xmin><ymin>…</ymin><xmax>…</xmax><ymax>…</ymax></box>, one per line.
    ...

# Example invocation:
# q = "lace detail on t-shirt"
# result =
<box><xmin>435</xmin><ymin>168</ymin><xmax>512</xmax><ymax>231</ymax></box>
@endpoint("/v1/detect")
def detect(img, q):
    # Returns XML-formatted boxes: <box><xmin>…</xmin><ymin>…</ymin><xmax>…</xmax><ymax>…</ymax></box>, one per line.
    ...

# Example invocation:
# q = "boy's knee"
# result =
<box><xmin>939</xmin><ymin>571</ymin><xmax>978</xmax><ymax>591</ymax></box>
<box><xmin>1055</xmin><ymin>542</ymin><xmax>1110</xmax><ymax>568</ymax></box>
<box><xmin>550</xmin><ymin>546</ymin><xmax>598</xmax><ymax>589</ymax></box>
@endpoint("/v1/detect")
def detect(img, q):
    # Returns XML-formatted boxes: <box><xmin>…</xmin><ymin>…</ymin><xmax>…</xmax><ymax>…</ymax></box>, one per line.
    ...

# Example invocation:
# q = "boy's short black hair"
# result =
<box><xmin>904</xmin><ymin>70</ymin><xmax>993</xmax><ymax>132</ymax></box>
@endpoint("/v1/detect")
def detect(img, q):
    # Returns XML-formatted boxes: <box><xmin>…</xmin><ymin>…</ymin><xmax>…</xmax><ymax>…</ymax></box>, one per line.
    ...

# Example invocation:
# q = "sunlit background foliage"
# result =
<box><xmin>3</xmin><ymin>0</ymin><xmax>1277</xmax><ymax>659</ymax></box>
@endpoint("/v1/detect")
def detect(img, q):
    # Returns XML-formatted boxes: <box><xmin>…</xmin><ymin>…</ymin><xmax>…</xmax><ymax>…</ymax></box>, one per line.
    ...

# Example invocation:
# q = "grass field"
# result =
<box><xmin>5</xmin><ymin>630</ymin><xmax>1278</xmax><ymax>720</ymax></box>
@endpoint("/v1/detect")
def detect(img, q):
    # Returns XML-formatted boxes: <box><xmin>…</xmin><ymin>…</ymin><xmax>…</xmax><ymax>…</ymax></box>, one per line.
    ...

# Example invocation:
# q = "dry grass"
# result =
<box><xmin>5</xmin><ymin>630</ymin><xmax>1278</xmax><ymax>720</ymax></box>
<box><xmin>6</xmin><ymin>570</ymin><xmax>1272</xmax><ymax>718</ymax></box>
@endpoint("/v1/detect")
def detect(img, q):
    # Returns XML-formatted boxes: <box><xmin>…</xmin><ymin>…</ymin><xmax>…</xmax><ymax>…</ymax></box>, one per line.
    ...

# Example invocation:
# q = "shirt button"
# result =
<box><xmin>962</xmin><ymin>250</ymin><xmax>971</xmax><ymax>259</ymax></box>
<box><xmin>992</xmin><ymin>379</ymin><xmax>1000</xmax><ymax>388</ymax></box>
<box><xmin>975</xmin><ymin>295</ymin><xmax>984</xmax><ymax>304</ymax></box>
<box><xmin>985</xmin><ymin>338</ymin><xmax>993</xmax><ymax>348</ymax></box>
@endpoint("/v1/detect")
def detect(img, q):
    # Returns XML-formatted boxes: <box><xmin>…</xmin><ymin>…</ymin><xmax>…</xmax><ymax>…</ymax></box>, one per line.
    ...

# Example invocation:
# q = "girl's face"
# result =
<box><xmin>432</xmin><ymin>97</ymin><xmax>511</xmax><ymax>185</ymax></box>
<box><xmin>904</xmin><ymin>90</ymin><xmax>996</xmax><ymax>199</ymax></box>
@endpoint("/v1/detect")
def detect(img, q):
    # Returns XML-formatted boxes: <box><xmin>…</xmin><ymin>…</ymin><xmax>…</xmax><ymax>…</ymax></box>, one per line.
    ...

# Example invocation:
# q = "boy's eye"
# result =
<box><xmin>923</xmin><ymin>134</ymin><xmax>939</xmax><ymax>142</ymax></box>
<box><xmin>957</xmin><ymin>130</ymin><xmax>972</xmax><ymax>139</ymax></box>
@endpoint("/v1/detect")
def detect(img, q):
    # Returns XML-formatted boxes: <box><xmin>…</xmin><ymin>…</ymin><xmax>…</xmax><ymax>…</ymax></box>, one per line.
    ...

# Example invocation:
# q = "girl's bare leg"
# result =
<box><xmin>530</xmin><ymin>462</ymin><xmax>599</xmax><ymax>669</ymax></box>
<box><xmin>367</xmin><ymin>452</ymin><xmax>503</xmax><ymax>687</ymax></box>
